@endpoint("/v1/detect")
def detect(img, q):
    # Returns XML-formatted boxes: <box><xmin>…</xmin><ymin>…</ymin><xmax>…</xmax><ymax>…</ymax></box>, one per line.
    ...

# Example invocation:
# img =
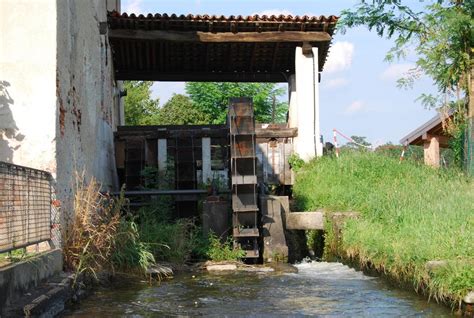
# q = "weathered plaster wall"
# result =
<box><xmin>56</xmin><ymin>0</ymin><xmax>121</xmax><ymax>221</ymax></box>
<box><xmin>0</xmin><ymin>0</ymin><xmax>57</xmax><ymax>173</ymax></box>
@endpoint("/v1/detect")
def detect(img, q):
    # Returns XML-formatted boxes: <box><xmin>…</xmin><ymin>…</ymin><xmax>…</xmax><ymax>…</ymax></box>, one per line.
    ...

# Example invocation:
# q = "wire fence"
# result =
<box><xmin>0</xmin><ymin>161</ymin><xmax>52</xmax><ymax>253</ymax></box>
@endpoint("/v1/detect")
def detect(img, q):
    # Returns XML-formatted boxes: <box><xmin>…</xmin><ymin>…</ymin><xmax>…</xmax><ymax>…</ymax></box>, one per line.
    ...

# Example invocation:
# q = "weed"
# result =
<box><xmin>206</xmin><ymin>232</ymin><xmax>245</xmax><ymax>262</ymax></box>
<box><xmin>288</xmin><ymin>153</ymin><xmax>305</xmax><ymax>172</ymax></box>
<box><xmin>63</xmin><ymin>174</ymin><xmax>163</xmax><ymax>283</ymax></box>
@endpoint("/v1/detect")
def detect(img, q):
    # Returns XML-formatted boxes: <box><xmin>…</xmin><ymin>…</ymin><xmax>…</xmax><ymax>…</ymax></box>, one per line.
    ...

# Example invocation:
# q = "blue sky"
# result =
<box><xmin>121</xmin><ymin>0</ymin><xmax>438</xmax><ymax>146</ymax></box>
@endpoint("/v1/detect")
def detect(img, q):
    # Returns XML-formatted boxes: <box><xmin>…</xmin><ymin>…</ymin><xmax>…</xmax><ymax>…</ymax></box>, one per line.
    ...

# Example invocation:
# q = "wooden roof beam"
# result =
<box><xmin>115</xmin><ymin>71</ymin><xmax>291</xmax><ymax>82</ymax></box>
<box><xmin>422</xmin><ymin>133</ymin><xmax>450</xmax><ymax>148</ymax></box>
<box><xmin>109</xmin><ymin>29</ymin><xmax>332</xmax><ymax>43</ymax></box>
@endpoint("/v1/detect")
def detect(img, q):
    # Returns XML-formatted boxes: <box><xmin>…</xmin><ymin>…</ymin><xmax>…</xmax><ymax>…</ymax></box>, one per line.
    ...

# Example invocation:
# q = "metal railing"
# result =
<box><xmin>0</xmin><ymin>161</ymin><xmax>52</xmax><ymax>253</ymax></box>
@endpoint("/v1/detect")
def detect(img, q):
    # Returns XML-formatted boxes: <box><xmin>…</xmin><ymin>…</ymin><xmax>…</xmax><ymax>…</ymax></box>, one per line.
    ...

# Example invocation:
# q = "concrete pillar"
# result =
<box><xmin>202</xmin><ymin>137</ymin><xmax>211</xmax><ymax>184</ymax></box>
<box><xmin>288</xmin><ymin>75</ymin><xmax>298</xmax><ymax>129</ymax></box>
<box><xmin>423</xmin><ymin>134</ymin><xmax>440</xmax><ymax>167</ymax></box>
<box><xmin>157</xmin><ymin>139</ymin><xmax>167</xmax><ymax>172</ymax></box>
<box><xmin>260</xmin><ymin>195</ymin><xmax>289</xmax><ymax>263</ymax></box>
<box><xmin>290</xmin><ymin>46</ymin><xmax>323</xmax><ymax>161</ymax></box>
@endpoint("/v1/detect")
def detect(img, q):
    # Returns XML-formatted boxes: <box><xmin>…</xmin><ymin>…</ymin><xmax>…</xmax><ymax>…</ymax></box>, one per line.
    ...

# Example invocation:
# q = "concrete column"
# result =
<box><xmin>312</xmin><ymin>47</ymin><xmax>322</xmax><ymax>157</ymax></box>
<box><xmin>423</xmin><ymin>135</ymin><xmax>440</xmax><ymax>167</ymax></box>
<box><xmin>292</xmin><ymin>46</ymin><xmax>323</xmax><ymax>161</ymax></box>
<box><xmin>157</xmin><ymin>139</ymin><xmax>167</xmax><ymax>172</ymax></box>
<box><xmin>288</xmin><ymin>75</ymin><xmax>298</xmax><ymax>129</ymax></box>
<box><xmin>202</xmin><ymin>137</ymin><xmax>211</xmax><ymax>184</ymax></box>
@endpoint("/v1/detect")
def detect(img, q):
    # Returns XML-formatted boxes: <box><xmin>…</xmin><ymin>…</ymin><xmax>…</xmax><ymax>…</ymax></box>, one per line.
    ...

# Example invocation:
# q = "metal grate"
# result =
<box><xmin>0</xmin><ymin>162</ymin><xmax>52</xmax><ymax>253</ymax></box>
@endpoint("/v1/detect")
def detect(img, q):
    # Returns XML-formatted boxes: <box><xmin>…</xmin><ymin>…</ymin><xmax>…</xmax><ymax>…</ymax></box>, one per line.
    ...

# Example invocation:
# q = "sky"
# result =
<box><xmin>121</xmin><ymin>0</ymin><xmax>438</xmax><ymax>146</ymax></box>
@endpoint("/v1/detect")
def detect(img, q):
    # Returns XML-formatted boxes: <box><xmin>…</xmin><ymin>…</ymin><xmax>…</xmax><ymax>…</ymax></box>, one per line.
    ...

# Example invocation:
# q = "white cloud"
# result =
<box><xmin>122</xmin><ymin>0</ymin><xmax>143</xmax><ymax>14</ymax></box>
<box><xmin>344</xmin><ymin>100</ymin><xmax>366</xmax><ymax>115</ymax></box>
<box><xmin>324</xmin><ymin>78</ymin><xmax>349</xmax><ymax>89</ymax></box>
<box><xmin>380</xmin><ymin>63</ymin><xmax>416</xmax><ymax>81</ymax></box>
<box><xmin>151</xmin><ymin>82</ymin><xmax>186</xmax><ymax>104</ymax></box>
<box><xmin>254</xmin><ymin>9</ymin><xmax>293</xmax><ymax>16</ymax></box>
<box><xmin>324</xmin><ymin>41</ymin><xmax>354</xmax><ymax>74</ymax></box>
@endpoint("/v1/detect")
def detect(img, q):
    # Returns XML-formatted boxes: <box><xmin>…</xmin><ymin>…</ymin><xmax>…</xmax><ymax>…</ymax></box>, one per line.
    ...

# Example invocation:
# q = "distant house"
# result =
<box><xmin>400</xmin><ymin>112</ymin><xmax>453</xmax><ymax>167</ymax></box>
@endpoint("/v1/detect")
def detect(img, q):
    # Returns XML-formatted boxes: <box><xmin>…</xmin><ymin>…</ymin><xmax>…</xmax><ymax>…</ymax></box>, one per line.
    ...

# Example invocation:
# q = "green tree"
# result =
<box><xmin>155</xmin><ymin>94</ymin><xmax>211</xmax><ymax>125</ymax></box>
<box><xmin>340</xmin><ymin>0</ymin><xmax>473</xmax><ymax>172</ymax></box>
<box><xmin>123</xmin><ymin>81</ymin><xmax>160</xmax><ymax>125</ymax></box>
<box><xmin>344</xmin><ymin>135</ymin><xmax>372</xmax><ymax>150</ymax></box>
<box><xmin>185</xmin><ymin>82</ymin><xmax>288</xmax><ymax>124</ymax></box>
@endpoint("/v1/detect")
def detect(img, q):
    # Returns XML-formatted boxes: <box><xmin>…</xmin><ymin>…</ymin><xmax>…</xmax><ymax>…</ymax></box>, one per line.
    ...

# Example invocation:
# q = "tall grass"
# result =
<box><xmin>63</xmin><ymin>175</ymin><xmax>158</xmax><ymax>282</ymax></box>
<box><xmin>135</xmin><ymin>198</ymin><xmax>207</xmax><ymax>264</ymax></box>
<box><xmin>293</xmin><ymin>151</ymin><xmax>474</xmax><ymax>306</ymax></box>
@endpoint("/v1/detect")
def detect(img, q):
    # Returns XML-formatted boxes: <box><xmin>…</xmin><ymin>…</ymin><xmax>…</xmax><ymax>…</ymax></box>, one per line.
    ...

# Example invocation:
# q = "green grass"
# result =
<box><xmin>293</xmin><ymin>151</ymin><xmax>474</xmax><ymax>306</ymax></box>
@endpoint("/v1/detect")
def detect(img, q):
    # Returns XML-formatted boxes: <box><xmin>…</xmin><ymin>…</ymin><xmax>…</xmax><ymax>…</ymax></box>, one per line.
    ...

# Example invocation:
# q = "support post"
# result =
<box><xmin>288</xmin><ymin>75</ymin><xmax>298</xmax><ymax>129</ymax></box>
<box><xmin>423</xmin><ymin>134</ymin><xmax>440</xmax><ymax>167</ymax></box>
<box><xmin>290</xmin><ymin>46</ymin><xmax>323</xmax><ymax>161</ymax></box>
<box><xmin>202</xmin><ymin>137</ymin><xmax>211</xmax><ymax>184</ymax></box>
<box><xmin>157</xmin><ymin>139</ymin><xmax>167</xmax><ymax>172</ymax></box>
<box><xmin>466</xmin><ymin>62</ymin><xmax>474</xmax><ymax>175</ymax></box>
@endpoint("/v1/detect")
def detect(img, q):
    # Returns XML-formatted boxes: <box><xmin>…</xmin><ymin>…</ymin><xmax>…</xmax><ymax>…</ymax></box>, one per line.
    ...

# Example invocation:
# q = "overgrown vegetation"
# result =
<box><xmin>206</xmin><ymin>232</ymin><xmax>246</xmax><ymax>262</ymax></box>
<box><xmin>135</xmin><ymin>199</ymin><xmax>205</xmax><ymax>264</ymax></box>
<box><xmin>293</xmin><ymin>151</ymin><xmax>474</xmax><ymax>306</ymax></box>
<box><xmin>63</xmin><ymin>176</ymin><xmax>158</xmax><ymax>282</ymax></box>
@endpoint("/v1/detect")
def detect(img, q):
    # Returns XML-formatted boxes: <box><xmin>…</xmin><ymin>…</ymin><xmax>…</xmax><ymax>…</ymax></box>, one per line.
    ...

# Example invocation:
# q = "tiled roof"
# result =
<box><xmin>109</xmin><ymin>11</ymin><xmax>338</xmax><ymax>23</ymax></box>
<box><xmin>107</xmin><ymin>11</ymin><xmax>339</xmax><ymax>82</ymax></box>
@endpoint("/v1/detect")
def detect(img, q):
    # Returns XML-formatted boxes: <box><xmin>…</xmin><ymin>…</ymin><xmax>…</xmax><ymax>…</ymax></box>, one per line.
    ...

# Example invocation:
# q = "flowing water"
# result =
<box><xmin>64</xmin><ymin>262</ymin><xmax>453</xmax><ymax>317</ymax></box>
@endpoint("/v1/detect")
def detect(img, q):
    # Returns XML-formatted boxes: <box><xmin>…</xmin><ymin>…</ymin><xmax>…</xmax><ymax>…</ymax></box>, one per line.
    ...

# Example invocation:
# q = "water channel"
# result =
<box><xmin>64</xmin><ymin>261</ymin><xmax>453</xmax><ymax>317</ymax></box>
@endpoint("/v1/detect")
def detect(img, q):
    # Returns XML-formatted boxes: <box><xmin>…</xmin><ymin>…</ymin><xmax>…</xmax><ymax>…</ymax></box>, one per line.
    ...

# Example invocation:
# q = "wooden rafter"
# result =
<box><xmin>109</xmin><ymin>29</ymin><xmax>332</xmax><ymax>43</ymax></box>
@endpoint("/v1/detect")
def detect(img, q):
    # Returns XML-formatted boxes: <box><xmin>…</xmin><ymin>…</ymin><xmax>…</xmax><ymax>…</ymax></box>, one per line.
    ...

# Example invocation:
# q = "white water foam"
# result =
<box><xmin>293</xmin><ymin>260</ymin><xmax>374</xmax><ymax>281</ymax></box>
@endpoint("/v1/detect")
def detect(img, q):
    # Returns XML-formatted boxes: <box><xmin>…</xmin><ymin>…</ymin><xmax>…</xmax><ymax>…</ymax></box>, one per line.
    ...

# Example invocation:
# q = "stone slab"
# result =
<box><xmin>286</xmin><ymin>212</ymin><xmax>324</xmax><ymax>230</ymax></box>
<box><xmin>207</xmin><ymin>264</ymin><xmax>237</xmax><ymax>271</ymax></box>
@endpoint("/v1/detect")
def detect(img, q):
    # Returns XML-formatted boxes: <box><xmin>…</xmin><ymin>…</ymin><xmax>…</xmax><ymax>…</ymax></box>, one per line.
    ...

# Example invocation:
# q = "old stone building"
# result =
<box><xmin>0</xmin><ymin>0</ymin><xmax>124</xmax><ymax>212</ymax></box>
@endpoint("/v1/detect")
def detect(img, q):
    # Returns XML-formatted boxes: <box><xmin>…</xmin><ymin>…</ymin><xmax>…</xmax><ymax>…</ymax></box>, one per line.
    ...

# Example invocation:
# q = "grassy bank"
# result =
<box><xmin>293</xmin><ymin>151</ymin><xmax>473</xmax><ymax>307</ymax></box>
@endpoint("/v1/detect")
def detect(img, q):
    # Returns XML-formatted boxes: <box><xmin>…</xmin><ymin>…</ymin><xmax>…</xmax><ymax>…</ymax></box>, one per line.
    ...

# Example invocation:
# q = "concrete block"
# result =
<box><xmin>202</xmin><ymin>200</ymin><xmax>230</xmax><ymax>239</ymax></box>
<box><xmin>207</xmin><ymin>264</ymin><xmax>237</xmax><ymax>271</ymax></box>
<box><xmin>286</xmin><ymin>212</ymin><xmax>324</xmax><ymax>230</ymax></box>
<box><xmin>261</xmin><ymin>195</ymin><xmax>289</xmax><ymax>262</ymax></box>
<box><xmin>0</xmin><ymin>248</ymin><xmax>62</xmax><ymax>313</ymax></box>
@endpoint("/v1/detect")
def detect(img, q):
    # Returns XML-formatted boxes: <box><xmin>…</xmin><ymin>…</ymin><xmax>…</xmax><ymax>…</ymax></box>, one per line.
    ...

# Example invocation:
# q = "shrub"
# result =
<box><xmin>206</xmin><ymin>233</ymin><xmax>245</xmax><ymax>262</ymax></box>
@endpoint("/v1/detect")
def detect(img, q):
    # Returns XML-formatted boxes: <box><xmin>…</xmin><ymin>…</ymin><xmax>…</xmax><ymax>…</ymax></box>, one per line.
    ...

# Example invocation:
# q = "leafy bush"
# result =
<box><xmin>288</xmin><ymin>153</ymin><xmax>305</xmax><ymax>172</ymax></box>
<box><xmin>206</xmin><ymin>233</ymin><xmax>245</xmax><ymax>262</ymax></box>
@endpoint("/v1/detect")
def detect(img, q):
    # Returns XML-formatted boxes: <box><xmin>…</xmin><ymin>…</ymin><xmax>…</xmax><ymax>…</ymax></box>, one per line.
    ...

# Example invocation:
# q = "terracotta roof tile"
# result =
<box><xmin>109</xmin><ymin>11</ymin><xmax>338</xmax><ymax>23</ymax></box>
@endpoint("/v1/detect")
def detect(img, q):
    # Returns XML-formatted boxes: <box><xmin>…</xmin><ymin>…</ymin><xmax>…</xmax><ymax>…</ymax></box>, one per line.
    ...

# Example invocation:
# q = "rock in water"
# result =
<box><xmin>464</xmin><ymin>291</ymin><xmax>474</xmax><ymax>304</ymax></box>
<box><xmin>146</xmin><ymin>264</ymin><xmax>173</xmax><ymax>277</ymax></box>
